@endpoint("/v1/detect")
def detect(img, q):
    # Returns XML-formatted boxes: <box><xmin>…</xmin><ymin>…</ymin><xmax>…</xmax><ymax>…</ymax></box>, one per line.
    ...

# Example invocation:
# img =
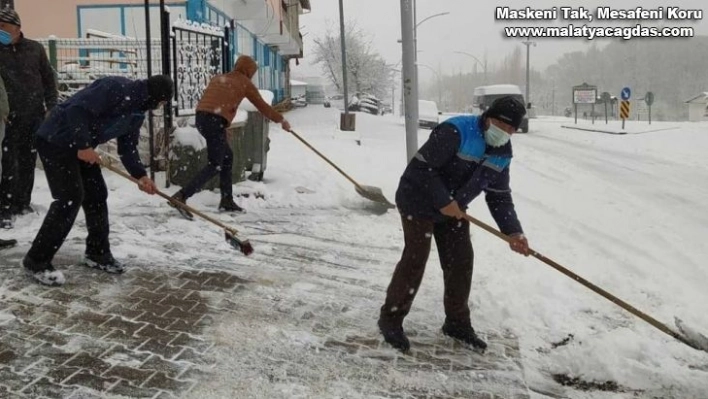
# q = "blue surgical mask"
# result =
<box><xmin>0</xmin><ymin>30</ymin><xmax>12</xmax><ymax>45</ymax></box>
<box><xmin>484</xmin><ymin>123</ymin><xmax>511</xmax><ymax>147</ymax></box>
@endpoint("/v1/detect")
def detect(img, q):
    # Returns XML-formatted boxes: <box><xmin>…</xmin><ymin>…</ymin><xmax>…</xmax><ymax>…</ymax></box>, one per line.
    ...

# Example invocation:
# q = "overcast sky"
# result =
<box><xmin>293</xmin><ymin>0</ymin><xmax>707</xmax><ymax>84</ymax></box>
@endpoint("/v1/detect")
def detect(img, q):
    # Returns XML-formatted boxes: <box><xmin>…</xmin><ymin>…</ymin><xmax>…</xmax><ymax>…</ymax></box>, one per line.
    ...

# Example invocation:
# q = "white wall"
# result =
<box><xmin>292</xmin><ymin>85</ymin><xmax>306</xmax><ymax>98</ymax></box>
<box><xmin>688</xmin><ymin>102</ymin><xmax>708</xmax><ymax>122</ymax></box>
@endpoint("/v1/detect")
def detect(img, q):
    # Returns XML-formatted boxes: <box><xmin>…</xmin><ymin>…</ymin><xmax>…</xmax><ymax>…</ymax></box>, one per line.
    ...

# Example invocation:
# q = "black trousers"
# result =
<box><xmin>0</xmin><ymin>112</ymin><xmax>44</xmax><ymax>213</ymax></box>
<box><xmin>181</xmin><ymin>111</ymin><xmax>233</xmax><ymax>199</ymax></box>
<box><xmin>27</xmin><ymin>138</ymin><xmax>110</xmax><ymax>263</ymax></box>
<box><xmin>379</xmin><ymin>214</ymin><xmax>474</xmax><ymax>328</ymax></box>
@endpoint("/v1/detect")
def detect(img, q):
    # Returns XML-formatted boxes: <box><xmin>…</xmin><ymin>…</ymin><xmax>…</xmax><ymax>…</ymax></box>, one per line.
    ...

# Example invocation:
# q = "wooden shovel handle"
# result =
<box><xmin>286</xmin><ymin>129</ymin><xmax>365</xmax><ymax>191</ymax></box>
<box><xmin>100</xmin><ymin>160</ymin><xmax>238</xmax><ymax>236</ymax></box>
<box><xmin>462</xmin><ymin>213</ymin><xmax>694</xmax><ymax>348</ymax></box>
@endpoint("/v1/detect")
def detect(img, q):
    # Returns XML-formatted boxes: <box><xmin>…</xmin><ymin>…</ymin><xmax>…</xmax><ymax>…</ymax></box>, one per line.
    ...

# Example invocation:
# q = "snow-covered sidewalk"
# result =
<box><xmin>1</xmin><ymin>107</ymin><xmax>707</xmax><ymax>398</ymax></box>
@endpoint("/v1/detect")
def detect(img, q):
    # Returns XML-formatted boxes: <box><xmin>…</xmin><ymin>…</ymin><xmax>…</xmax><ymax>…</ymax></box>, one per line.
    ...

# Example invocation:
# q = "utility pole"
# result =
<box><xmin>401</xmin><ymin>0</ymin><xmax>418</xmax><ymax>162</ymax></box>
<box><xmin>437</xmin><ymin>61</ymin><xmax>442</xmax><ymax>109</ymax></box>
<box><xmin>413</xmin><ymin>0</ymin><xmax>418</xmax><ymax>118</ymax></box>
<box><xmin>522</xmin><ymin>36</ymin><xmax>536</xmax><ymax>107</ymax></box>
<box><xmin>338</xmin><ymin>0</ymin><xmax>355</xmax><ymax>130</ymax></box>
<box><xmin>144</xmin><ymin>0</ymin><xmax>155</xmax><ymax>180</ymax></box>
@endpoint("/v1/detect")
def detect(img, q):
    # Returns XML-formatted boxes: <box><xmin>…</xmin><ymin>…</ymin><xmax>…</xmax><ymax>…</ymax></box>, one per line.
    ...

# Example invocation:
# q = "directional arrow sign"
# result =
<box><xmin>621</xmin><ymin>87</ymin><xmax>631</xmax><ymax>100</ymax></box>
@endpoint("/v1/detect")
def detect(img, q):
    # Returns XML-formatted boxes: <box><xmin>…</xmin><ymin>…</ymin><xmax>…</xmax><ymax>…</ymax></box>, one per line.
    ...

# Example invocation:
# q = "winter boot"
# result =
<box><xmin>19</xmin><ymin>205</ymin><xmax>35</xmax><ymax>215</ymax></box>
<box><xmin>218</xmin><ymin>196</ymin><xmax>245</xmax><ymax>213</ymax></box>
<box><xmin>442</xmin><ymin>319</ymin><xmax>488</xmax><ymax>352</ymax></box>
<box><xmin>0</xmin><ymin>238</ymin><xmax>17</xmax><ymax>250</ymax></box>
<box><xmin>0</xmin><ymin>211</ymin><xmax>13</xmax><ymax>229</ymax></box>
<box><xmin>23</xmin><ymin>255</ymin><xmax>66</xmax><ymax>287</ymax></box>
<box><xmin>378</xmin><ymin>319</ymin><xmax>410</xmax><ymax>352</ymax></box>
<box><xmin>83</xmin><ymin>253</ymin><xmax>126</xmax><ymax>274</ymax></box>
<box><xmin>168</xmin><ymin>191</ymin><xmax>194</xmax><ymax>220</ymax></box>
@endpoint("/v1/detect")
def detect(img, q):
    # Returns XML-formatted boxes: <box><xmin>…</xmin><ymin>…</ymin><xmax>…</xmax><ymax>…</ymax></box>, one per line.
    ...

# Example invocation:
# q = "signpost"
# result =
<box><xmin>572</xmin><ymin>83</ymin><xmax>597</xmax><ymax>124</ymax></box>
<box><xmin>620</xmin><ymin>86</ymin><xmax>631</xmax><ymax>129</ymax></box>
<box><xmin>601</xmin><ymin>91</ymin><xmax>611</xmax><ymax>124</ymax></box>
<box><xmin>645</xmin><ymin>91</ymin><xmax>654</xmax><ymax>125</ymax></box>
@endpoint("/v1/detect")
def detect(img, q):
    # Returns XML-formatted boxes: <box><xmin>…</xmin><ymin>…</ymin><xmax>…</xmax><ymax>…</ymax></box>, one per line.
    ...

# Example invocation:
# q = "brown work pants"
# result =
<box><xmin>379</xmin><ymin>214</ymin><xmax>474</xmax><ymax>328</ymax></box>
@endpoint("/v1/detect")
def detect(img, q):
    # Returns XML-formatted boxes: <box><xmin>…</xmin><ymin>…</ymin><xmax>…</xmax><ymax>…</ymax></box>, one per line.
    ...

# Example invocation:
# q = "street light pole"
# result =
<box><xmin>400</xmin><ymin>0</ymin><xmax>418</xmax><ymax>162</ymax></box>
<box><xmin>398</xmin><ymin>4</ymin><xmax>449</xmax><ymax>161</ymax></box>
<box><xmin>338</xmin><ymin>0</ymin><xmax>355</xmax><ymax>131</ymax></box>
<box><xmin>454</xmin><ymin>51</ymin><xmax>487</xmax><ymax>84</ymax></box>
<box><xmin>414</xmin><ymin>10</ymin><xmax>449</xmax><ymax>107</ymax></box>
<box><xmin>522</xmin><ymin>36</ymin><xmax>536</xmax><ymax>107</ymax></box>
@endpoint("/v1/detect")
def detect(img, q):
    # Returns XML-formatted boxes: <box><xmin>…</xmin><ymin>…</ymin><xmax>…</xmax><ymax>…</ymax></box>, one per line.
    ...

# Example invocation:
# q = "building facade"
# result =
<box><xmin>15</xmin><ymin>0</ymin><xmax>310</xmax><ymax>102</ymax></box>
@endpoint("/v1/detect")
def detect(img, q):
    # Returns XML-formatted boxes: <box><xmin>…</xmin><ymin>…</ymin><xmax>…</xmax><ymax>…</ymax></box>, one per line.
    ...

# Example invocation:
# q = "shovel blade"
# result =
<box><xmin>675</xmin><ymin>317</ymin><xmax>708</xmax><ymax>352</ymax></box>
<box><xmin>224</xmin><ymin>230</ymin><xmax>254</xmax><ymax>256</ymax></box>
<box><xmin>355</xmin><ymin>185</ymin><xmax>395</xmax><ymax>208</ymax></box>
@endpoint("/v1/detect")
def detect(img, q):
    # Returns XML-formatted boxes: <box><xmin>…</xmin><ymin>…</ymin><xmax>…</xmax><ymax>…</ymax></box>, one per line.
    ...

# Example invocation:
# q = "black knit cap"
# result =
<box><xmin>146</xmin><ymin>75</ymin><xmax>173</xmax><ymax>108</ymax></box>
<box><xmin>483</xmin><ymin>96</ymin><xmax>526</xmax><ymax>130</ymax></box>
<box><xmin>0</xmin><ymin>8</ymin><xmax>21</xmax><ymax>26</ymax></box>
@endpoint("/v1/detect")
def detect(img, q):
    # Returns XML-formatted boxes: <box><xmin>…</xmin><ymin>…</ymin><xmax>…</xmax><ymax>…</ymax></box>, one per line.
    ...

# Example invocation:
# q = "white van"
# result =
<box><xmin>471</xmin><ymin>84</ymin><xmax>529</xmax><ymax>133</ymax></box>
<box><xmin>418</xmin><ymin>100</ymin><xmax>440</xmax><ymax>129</ymax></box>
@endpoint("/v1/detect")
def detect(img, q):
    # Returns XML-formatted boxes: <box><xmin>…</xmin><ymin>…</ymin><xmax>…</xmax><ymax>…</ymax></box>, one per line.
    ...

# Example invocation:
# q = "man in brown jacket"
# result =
<box><xmin>170</xmin><ymin>55</ymin><xmax>290</xmax><ymax>218</ymax></box>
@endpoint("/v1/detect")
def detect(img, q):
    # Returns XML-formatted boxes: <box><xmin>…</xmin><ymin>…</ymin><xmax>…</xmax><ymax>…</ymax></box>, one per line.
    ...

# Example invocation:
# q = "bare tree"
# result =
<box><xmin>313</xmin><ymin>21</ymin><xmax>392</xmax><ymax>100</ymax></box>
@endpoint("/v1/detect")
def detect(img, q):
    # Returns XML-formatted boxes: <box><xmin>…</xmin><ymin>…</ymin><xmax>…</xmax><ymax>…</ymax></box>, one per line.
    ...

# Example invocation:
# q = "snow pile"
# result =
<box><xmin>172</xmin><ymin>125</ymin><xmax>206</xmax><ymax>150</ymax></box>
<box><xmin>239</xmin><ymin>90</ymin><xmax>275</xmax><ymax>112</ymax></box>
<box><xmin>172</xmin><ymin>18</ymin><xmax>225</xmax><ymax>37</ymax></box>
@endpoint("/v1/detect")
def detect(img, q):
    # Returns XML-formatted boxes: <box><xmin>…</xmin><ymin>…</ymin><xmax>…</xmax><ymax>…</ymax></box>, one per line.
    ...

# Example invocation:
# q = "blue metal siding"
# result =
<box><xmin>186</xmin><ymin>0</ymin><xmax>205</xmax><ymax>21</ymax></box>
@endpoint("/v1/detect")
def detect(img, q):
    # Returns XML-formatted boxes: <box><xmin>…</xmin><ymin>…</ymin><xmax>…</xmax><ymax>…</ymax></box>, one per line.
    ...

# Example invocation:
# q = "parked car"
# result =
<box><xmin>323</xmin><ymin>94</ymin><xmax>344</xmax><ymax>108</ymax></box>
<box><xmin>418</xmin><ymin>100</ymin><xmax>440</xmax><ymax>129</ymax></box>
<box><xmin>292</xmin><ymin>94</ymin><xmax>307</xmax><ymax>108</ymax></box>
<box><xmin>471</xmin><ymin>84</ymin><xmax>529</xmax><ymax>133</ymax></box>
<box><xmin>348</xmin><ymin>93</ymin><xmax>382</xmax><ymax>115</ymax></box>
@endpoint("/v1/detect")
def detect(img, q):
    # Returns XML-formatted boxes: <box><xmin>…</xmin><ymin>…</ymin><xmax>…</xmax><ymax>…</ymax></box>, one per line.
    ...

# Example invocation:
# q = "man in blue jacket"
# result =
<box><xmin>378</xmin><ymin>96</ymin><xmax>531</xmax><ymax>352</ymax></box>
<box><xmin>22</xmin><ymin>75</ymin><xmax>173</xmax><ymax>286</ymax></box>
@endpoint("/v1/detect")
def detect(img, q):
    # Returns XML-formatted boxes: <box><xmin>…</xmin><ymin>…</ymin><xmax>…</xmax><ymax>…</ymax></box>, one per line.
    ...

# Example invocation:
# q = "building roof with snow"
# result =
<box><xmin>685</xmin><ymin>92</ymin><xmax>708</xmax><ymax>104</ymax></box>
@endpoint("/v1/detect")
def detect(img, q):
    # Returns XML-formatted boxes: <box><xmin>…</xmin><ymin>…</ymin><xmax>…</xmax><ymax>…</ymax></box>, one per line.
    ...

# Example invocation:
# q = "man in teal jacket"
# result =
<box><xmin>379</xmin><ymin>96</ymin><xmax>531</xmax><ymax>352</ymax></box>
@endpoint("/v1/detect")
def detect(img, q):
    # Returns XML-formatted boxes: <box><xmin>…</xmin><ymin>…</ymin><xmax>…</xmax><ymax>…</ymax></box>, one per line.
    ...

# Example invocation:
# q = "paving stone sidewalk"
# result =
<box><xmin>0</xmin><ymin>253</ymin><xmax>247</xmax><ymax>399</ymax></box>
<box><xmin>0</xmin><ymin>250</ymin><xmax>531</xmax><ymax>399</ymax></box>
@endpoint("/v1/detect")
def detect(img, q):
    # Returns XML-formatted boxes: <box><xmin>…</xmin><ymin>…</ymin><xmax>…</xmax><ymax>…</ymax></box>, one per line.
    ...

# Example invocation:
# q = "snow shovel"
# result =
<box><xmin>100</xmin><ymin>160</ymin><xmax>253</xmax><ymax>256</ymax></box>
<box><xmin>462</xmin><ymin>213</ymin><xmax>708</xmax><ymax>353</ymax></box>
<box><xmin>286</xmin><ymin>129</ymin><xmax>395</xmax><ymax>208</ymax></box>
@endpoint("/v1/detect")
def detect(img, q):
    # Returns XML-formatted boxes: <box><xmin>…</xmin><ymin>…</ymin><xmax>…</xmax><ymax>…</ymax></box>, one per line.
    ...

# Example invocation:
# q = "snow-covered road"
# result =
<box><xmin>1</xmin><ymin>106</ymin><xmax>707</xmax><ymax>398</ymax></box>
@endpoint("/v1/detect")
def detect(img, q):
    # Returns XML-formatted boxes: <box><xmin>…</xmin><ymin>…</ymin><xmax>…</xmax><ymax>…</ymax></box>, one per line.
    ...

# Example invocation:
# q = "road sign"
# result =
<box><xmin>601</xmin><ymin>92</ymin><xmax>611</xmax><ymax>124</ymax></box>
<box><xmin>573</xmin><ymin>83</ymin><xmax>597</xmax><ymax>104</ymax></box>
<box><xmin>572</xmin><ymin>83</ymin><xmax>597</xmax><ymax>124</ymax></box>
<box><xmin>645</xmin><ymin>92</ymin><xmax>655</xmax><ymax>125</ymax></box>
<box><xmin>645</xmin><ymin>92</ymin><xmax>654</xmax><ymax>106</ymax></box>
<box><xmin>621</xmin><ymin>87</ymin><xmax>631</xmax><ymax>100</ymax></box>
<box><xmin>620</xmin><ymin>100</ymin><xmax>631</xmax><ymax>119</ymax></box>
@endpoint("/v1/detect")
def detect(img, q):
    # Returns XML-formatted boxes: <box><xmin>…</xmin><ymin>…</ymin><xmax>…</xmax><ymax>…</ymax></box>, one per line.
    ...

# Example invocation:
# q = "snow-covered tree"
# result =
<box><xmin>313</xmin><ymin>22</ymin><xmax>392</xmax><ymax>100</ymax></box>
